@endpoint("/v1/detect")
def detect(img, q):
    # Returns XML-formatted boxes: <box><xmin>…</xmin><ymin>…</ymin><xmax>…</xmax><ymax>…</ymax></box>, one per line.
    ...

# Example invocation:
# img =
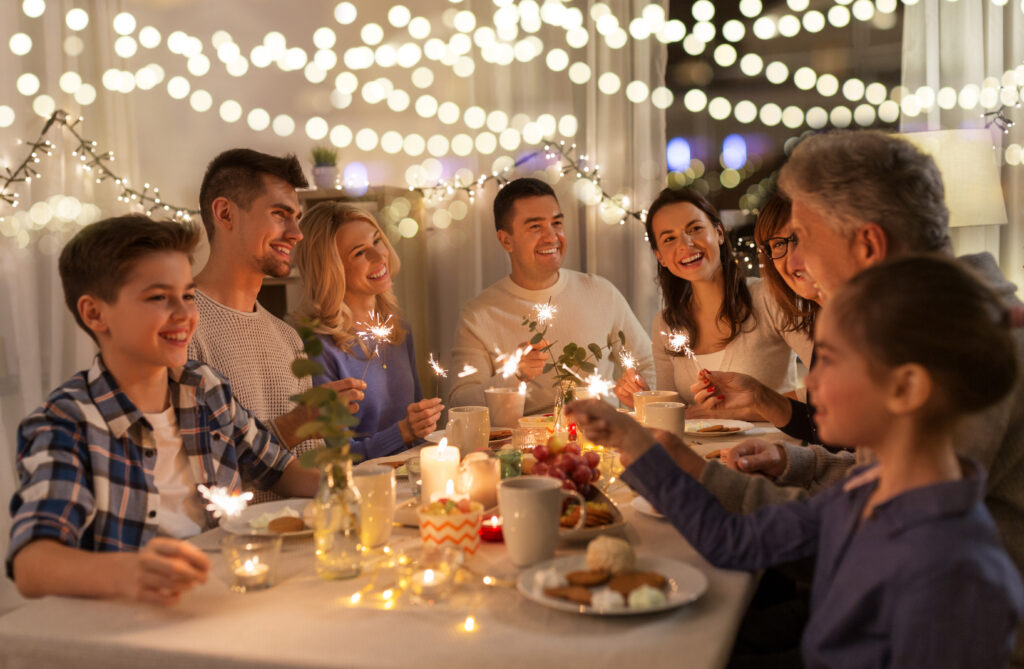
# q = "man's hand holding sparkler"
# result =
<box><xmin>516</xmin><ymin>339</ymin><xmax>550</xmax><ymax>382</ymax></box>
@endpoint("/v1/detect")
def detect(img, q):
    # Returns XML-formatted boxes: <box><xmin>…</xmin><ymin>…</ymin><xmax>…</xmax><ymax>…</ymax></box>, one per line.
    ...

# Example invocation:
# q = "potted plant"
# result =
<box><xmin>310</xmin><ymin>145</ymin><xmax>338</xmax><ymax>190</ymax></box>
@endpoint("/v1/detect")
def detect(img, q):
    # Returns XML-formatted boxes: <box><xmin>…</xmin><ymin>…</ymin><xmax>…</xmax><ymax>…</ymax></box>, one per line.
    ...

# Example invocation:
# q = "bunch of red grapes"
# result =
<box><xmin>530</xmin><ymin>434</ymin><xmax>601</xmax><ymax>499</ymax></box>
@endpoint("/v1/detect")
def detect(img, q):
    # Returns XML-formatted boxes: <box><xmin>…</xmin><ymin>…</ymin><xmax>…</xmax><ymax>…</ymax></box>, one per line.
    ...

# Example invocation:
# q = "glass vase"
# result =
<box><xmin>552</xmin><ymin>379</ymin><xmax>577</xmax><ymax>433</ymax></box>
<box><xmin>312</xmin><ymin>460</ymin><xmax>363</xmax><ymax>580</ymax></box>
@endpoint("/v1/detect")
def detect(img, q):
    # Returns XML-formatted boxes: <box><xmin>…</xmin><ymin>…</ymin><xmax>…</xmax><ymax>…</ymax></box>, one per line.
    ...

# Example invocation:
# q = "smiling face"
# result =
<box><xmin>336</xmin><ymin>218</ymin><xmax>393</xmax><ymax>307</ymax></box>
<box><xmin>497</xmin><ymin>195</ymin><xmax>566</xmax><ymax>289</ymax></box>
<box><xmin>651</xmin><ymin>201</ymin><xmax>725</xmax><ymax>283</ymax></box>
<box><xmin>788</xmin><ymin>198</ymin><xmax>867</xmax><ymax>301</ymax></box>
<box><xmin>804</xmin><ymin>305</ymin><xmax>891</xmax><ymax>448</ymax></box>
<box><xmin>88</xmin><ymin>251</ymin><xmax>198</xmax><ymax>374</ymax></box>
<box><xmin>233</xmin><ymin>174</ymin><xmax>302</xmax><ymax>279</ymax></box>
<box><xmin>771</xmin><ymin>222</ymin><xmax>820</xmax><ymax>303</ymax></box>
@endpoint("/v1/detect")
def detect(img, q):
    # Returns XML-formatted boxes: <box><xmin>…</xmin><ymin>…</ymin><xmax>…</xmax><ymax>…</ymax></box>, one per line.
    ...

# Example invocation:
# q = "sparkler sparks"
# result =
<box><xmin>457</xmin><ymin>364</ymin><xmax>478</xmax><ymax>378</ymax></box>
<box><xmin>661</xmin><ymin>329</ymin><xmax>706</xmax><ymax>372</ymax></box>
<box><xmin>495</xmin><ymin>345</ymin><xmax>531</xmax><ymax>379</ymax></box>
<box><xmin>618</xmin><ymin>350</ymin><xmax>637</xmax><ymax>371</ymax></box>
<box><xmin>356</xmin><ymin>311</ymin><xmax>395</xmax><ymax>378</ymax></box>
<box><xmin>197</xmin><ymin>485</ymin><xmax>252</xmax><ymax>519</ymax></box>
<box><xmin>533</xmin><ymin>302</ymin><xmax>557</xmax><ymax>326</ymax></box>
<box><xmin>584</xmin><ymin>373</ymin><xmax>614</xmax><ymax>398</ymax></box>
<box><xmin>428</xmin><ymin>353</ymin><xmax>447</xmax><ymax>378</ymax></box>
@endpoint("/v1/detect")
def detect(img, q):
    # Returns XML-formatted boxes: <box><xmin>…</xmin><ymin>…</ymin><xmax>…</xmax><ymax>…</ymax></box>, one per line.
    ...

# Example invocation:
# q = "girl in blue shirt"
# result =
<box><xmin>569</xmin><ymin>255</ymin><xmax>1023</xmax><ymax>668</ymax></box>
<box><xmin>291</xmin><ymin>202</ymin><xmax>442</xmax><ymax>459</ymax></box>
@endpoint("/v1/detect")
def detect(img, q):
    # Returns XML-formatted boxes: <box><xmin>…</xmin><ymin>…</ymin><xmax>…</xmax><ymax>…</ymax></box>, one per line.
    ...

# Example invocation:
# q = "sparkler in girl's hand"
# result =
<box><xmin>356</xmin><ymin>312</ymin><xmax>394</xmax><ymax>379</ymax></box>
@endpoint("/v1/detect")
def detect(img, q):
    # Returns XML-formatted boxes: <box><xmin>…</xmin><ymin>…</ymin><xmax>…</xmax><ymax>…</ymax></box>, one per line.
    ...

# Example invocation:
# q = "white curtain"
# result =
<box><xmin>901</xmin><ymin>0</ymin><xmax>1024</xmax><ymax>296</ymax></box>
<box><xmin>0</xmin><ymin>0</ymin><xmax>666</xmax><ymax>608</ymax></box>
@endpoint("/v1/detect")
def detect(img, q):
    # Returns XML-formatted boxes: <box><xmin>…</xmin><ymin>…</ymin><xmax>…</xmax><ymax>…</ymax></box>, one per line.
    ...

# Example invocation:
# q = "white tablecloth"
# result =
<box><xmin>0</xmin><ymin>427</ymin><xmax>783</xmax><ymax>669</ymax></box>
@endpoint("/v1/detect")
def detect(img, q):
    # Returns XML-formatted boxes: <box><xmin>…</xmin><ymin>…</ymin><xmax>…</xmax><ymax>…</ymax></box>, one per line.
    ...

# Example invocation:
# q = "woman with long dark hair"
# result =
<box><xmin>615</xmin><ymin>188</ymin><xmax>809</xmax><ymax>419</ymax></box>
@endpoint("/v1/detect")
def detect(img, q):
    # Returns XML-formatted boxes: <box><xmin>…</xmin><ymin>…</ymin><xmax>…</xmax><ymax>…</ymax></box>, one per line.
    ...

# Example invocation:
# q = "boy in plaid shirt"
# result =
<box><xmin>7</xmin><ymin>215</ymin><xmax>318</xmax><ymax>605</ymax></box>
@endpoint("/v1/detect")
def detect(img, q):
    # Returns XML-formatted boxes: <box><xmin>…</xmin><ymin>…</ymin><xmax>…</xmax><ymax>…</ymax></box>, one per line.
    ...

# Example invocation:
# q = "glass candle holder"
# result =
<box><xmin>405</xmin><ymin>456</ymin><xmax>422</xmax><ymax>501</ymax></box>
<box><xmin>222</xmin><ymin>534</ymin><xmax>282</xmax><ymax>593</ymax></box>
<box><xmin>400</xmin><ymin>545</ymin><xmax>461</xmax><ymax>604</ymax></box>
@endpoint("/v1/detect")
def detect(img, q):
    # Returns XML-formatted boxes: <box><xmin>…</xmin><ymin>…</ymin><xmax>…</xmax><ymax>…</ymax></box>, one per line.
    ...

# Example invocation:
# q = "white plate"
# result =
<box><xmin>424</xmin><ymin>430</ymin><xmax>445</xmax><ymax>444</ymax></box>
<box><xmin>559</xmin><ymin>486</ymin><xmax>626</xmax><ymax>541</ymax></box>
<box><xmin>631</xmin><ymin>496</ymin><xmax>665</xmax><ymax>520</ymax></box>
<box><xmin>517</xmin><ymin>555</ymin><xmax>708</xmax><ymax>616</ymax></box>
<box><xmin>423</xmin><ymin>429</ymin><xmax>514</xmax><ymax>446</ymax></box>
<box><xmin>684</xmin><ymin>419</ymin><xmax>755</xmax><ymax>437</ymax></box>
<box><xmin>219</xmin><ymin>499</ymin><xmax>313</xmax><ymax>537</ymax></box>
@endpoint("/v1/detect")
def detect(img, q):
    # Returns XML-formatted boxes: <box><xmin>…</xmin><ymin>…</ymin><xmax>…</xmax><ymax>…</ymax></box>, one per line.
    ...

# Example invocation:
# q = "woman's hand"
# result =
<box><xmin>565</xmin><ymin>399</ymin><xmax>655</xmax><ymax>465</ymax></box>
<box><xmin>399</xmin><ymin>397</ymin><xmax>444</xmax><ymax>443</ymax></box>
<box><xmin>722</xmin><ymin>438</ymin><xmax>788</xmax><ymax>478</ymax></box>
<box><xmin>690</xmin><ymin>369</ymin><xmax>764</xmax><ymax>413</ymax></box>
<box><xmin>613</xmin><ymin>369</ymin><xmax>649</xmax><ymax>408</ymax></box>
<box><xmin>321</xmin><ymin>378</ymin><xmax>367</xmax><ymax>414</ymax></box>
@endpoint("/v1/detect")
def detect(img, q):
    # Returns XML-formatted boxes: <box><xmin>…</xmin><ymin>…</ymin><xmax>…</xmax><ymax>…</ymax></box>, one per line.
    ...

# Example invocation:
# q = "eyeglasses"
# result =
<box><xmin>758</xmin><ymin>233</ymin><xmax>798</xmax><ymax>260</ymax></box>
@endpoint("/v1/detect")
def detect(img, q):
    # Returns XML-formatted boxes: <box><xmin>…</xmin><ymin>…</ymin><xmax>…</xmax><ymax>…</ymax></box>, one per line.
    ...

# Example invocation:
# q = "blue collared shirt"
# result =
<box><xmin>7</xmin><ymin>356</ymin><xmax>293</xmax><ymax>576</ymax></box>
<box><xmin>625</xmin><ymin>445</ymin><xmax>1024</xmax><ymax>668</ymax></box>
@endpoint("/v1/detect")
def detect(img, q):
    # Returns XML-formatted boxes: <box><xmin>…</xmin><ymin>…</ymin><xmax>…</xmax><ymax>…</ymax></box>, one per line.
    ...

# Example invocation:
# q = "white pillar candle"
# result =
<box><xmin>421</xmin><ymin>438</ymin><xmax>461</xmax><ymax>503</ymax></box>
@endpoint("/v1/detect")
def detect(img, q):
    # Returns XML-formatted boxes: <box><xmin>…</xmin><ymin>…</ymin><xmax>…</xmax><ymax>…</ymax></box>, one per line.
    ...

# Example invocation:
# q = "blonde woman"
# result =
<box><xmin>292</xmin><ymin>202</ymin><xmax>442</xmax><ymax>458</ymax></box>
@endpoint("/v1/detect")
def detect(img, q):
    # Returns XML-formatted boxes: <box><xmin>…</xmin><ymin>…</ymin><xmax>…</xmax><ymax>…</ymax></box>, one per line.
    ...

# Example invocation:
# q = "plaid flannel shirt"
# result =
<box><xmin>7</xmin><ymin>355</ymin><xmax>293</xmax><ymax>577</ymax></box>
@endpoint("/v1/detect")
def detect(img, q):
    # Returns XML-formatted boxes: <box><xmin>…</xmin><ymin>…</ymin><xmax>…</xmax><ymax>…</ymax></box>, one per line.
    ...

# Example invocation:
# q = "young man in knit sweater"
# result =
<box><xmin>189</xmin><ymin>149</ymin><xmax>365</xmax><ymax>477</ymax></box>
<box><xmin>448</xmin><ymin>178</ymin><xmax>653</xmax><ymax>415</ymax></box>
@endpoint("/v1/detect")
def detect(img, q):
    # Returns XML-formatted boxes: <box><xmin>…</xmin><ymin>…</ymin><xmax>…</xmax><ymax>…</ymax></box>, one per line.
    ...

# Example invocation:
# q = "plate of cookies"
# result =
<box><xmin>684</xmin><ymin>419</ymin><xmax>754</xmax><ymax>437</ymax></box>
<box><xmin>559</xmin><ymin>487</ymin><xmax>626</xmax><ymax>541</ymax></box>
<box><xmin>220</xmin><ymin>499</ymin><xmax>313</xmax><ymax>537</ymax></box>
<box><xmin>517</xmin><ymin>537</ymin><xmax>708</xmax><ymax>616</ymax></box>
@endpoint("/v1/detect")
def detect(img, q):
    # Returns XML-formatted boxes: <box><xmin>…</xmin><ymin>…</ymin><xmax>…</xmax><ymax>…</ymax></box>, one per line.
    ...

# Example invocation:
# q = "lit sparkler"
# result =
<box><xmin>618</xmin><ymin>350</ymin><xmax>637</xmax><ymax>371</ymax></box>
<box><xmin>356</xmin><ymin>311</ymin><xmax>395</xmax><ymax>378</ymax></box>
<box><xmin>661</xmin><ymin>329</ymin><xmax>706</xmax><ymax>373</ymax></box>
<box><xmin>457</xmin><ymin>364</ymin><xmax>478</xmax><ymax>378</ymax></box>
<box><xmin>533</xmin><ymin>302</ymin><xmax>557</xmax><ymax>326</ymax></box>
<box><xmin>584</xmin><ymin>373</ymin><xmax>614</xmax><ymax>398</ymax></box>
<box><xmin>197</xmin><ymin>484</ymin><xmax>253</xmax><ymax>519</ymax></box>
<box><xmin>428</xmin><ymin>353</ymin><xmax>447</xmax><ymax>378</ymax></box>
<box><xmin>495</xmin><ymin>345</ymin><xmax>531</xmax><ymax>379</ymax></box>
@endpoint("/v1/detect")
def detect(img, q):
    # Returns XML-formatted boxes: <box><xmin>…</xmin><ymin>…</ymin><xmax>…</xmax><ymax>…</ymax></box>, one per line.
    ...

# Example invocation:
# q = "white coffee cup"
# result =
<box><xmin>447</xmin><ymin>406</ymin><xmax>490</xmax><ymax>453</ymax></box>
<box><xmin>484</xmin><ymin>387</ymin><xmax>526</xmax><ymax>428</ymax></box>
<box><xmin>352</xmin><ymin>464</ymin><xmax>396</xmax><ymax>548</ymax></box>
<box><xmin>498</xmin><ymin>476</ymin><xmax>586</xmax><ymax>567</ymax></box>
<box><xmin>633</xmin><ymin>390</ymin><xmax>680</xmax><ymax>423</ymax></box>
<box><xmin>642</xmin><ymin>401</ymin><xmax>687</xmax><ymax>437</ymax></box>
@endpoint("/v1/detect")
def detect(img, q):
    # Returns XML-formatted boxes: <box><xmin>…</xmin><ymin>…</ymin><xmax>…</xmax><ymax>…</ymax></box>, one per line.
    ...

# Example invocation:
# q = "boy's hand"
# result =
<box><xmin>399</xmin><ymin>397</ymin><xmax>444</xmax><ymax>443</ymax></box>
<box><xmin>124</xmin><ymin>538</ymin><xmax>211</xmax><ymax>606</ymax></box>
<box><xmin>723</xmin><ymin>439</ymin><xmax>788</xmax><ymax>478</ymax></box>
<box><xmin>320</xmin><ymin>378</ymin><xmax>366</xmax><ymax>414</ymax></box>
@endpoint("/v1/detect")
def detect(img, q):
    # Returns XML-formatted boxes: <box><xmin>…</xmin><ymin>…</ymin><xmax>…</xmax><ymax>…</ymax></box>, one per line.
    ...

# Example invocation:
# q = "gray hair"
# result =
<box><xmin>777</xmin><ymin>130</ymin><xmax>950</xmax><ymax>254</ymax></box>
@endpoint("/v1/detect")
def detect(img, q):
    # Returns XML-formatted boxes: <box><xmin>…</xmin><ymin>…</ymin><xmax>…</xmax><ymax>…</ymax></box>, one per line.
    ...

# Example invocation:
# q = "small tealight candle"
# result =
<box><xmin>408</xmin><ymin>566</ymin><xmax>453</xmax><ymax>602</ymax></box>
<box><xmin>222</xmin><ymin>534</ymin><xmax>282</xmax><ymax>593</ymax></box>
<box><xmin>233</xmin><ymin>558</ymin><xmax>270</xmax><ymax>589</ymax></box>
<box><xmin>479</xmin><ymin>515</ymin><xmax>503</xmax><ymax>542</ymax></box>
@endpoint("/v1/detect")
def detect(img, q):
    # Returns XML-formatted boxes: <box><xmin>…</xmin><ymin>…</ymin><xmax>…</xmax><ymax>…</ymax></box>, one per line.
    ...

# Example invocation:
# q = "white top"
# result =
<box><xmin>448</xmin><ymin>269</ymin><xmax>654</xmax><ymax>415</ymax></box>
<box><xmin>653</xmin><ymin>278</ymin><xmax>812</xmax><ymax>402</ymax></box>
<box><xmin>143</xmin><ymin>406</ymin><xmax>205</xmax><ymax>539</ymax></box>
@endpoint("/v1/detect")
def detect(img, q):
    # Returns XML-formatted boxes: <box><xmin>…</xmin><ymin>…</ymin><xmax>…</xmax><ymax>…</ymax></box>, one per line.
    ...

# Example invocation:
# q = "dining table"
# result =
<box><xmin>0</xmin><ymin>422</ymin><xmax>788</xmax><ymax>669</ymax></box>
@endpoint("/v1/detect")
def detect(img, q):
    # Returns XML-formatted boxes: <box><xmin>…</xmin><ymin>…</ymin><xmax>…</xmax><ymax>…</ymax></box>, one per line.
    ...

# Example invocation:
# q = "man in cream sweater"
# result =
<box><xmin>448</xmin><ymin>178</ymin><xmax>653</xmax><ymax>415</ymax></box>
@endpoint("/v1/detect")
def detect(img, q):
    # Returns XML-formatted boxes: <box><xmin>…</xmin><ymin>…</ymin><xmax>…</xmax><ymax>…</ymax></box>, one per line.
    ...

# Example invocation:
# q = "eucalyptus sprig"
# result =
<box><xmin>290</xmin><ymin>321</ymin><xmax>360</xmax><ymax>472</ymax></box>
<box><xmin>520</xmin><ymin>301</ymin><xmax>627</xmax><ymax>387</ymax></box>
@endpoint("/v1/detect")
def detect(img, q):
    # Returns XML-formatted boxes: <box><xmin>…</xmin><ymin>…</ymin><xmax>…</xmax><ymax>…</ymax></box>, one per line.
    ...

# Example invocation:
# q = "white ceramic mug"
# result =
<box><xmin>633</xmin><ymin>390</ymin><xmax>680</xmax><ymax>423</ymax></box>
<box><xmin>352</xmin><ymin>464</ymin><xmax>396</xmax><ymax>548</ymax></box>
<box><xmin>498</xmin><ymin>476</ymin><xmax>586</xmax><ymax>567</ymax></box>
<box><xmin>446</xmin><ymin>406</ymin><xmax>490</xmax><ymax>453</ymax></box>
<box><xmin>642</xmin><ymin>401</ymin><xmax>687</xmax><ymax>437</ymax></box>
<box><xmin>484</xmin><ymin>387</ymin><xmax>527</xmax><ymax>428</ymax></box>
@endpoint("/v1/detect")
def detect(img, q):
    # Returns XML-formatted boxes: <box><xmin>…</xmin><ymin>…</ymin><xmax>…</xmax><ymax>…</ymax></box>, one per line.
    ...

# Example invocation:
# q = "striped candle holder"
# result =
<box><xmin>418</xmin><ymin>502</ymin><xmax>484</xmax><ymax>555</ymax></box>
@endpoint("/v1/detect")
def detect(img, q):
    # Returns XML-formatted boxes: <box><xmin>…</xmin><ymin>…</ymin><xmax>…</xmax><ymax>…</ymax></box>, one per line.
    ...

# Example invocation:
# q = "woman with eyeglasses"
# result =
<box><xmin>614</xmin><ymin>188</ymin><xmax>810</xmax><ymax>420</ymax></box>
<box><xmin>689</xmin><ymin>194</ymin><xmax>838</xmax><ymax>450</ymax></box>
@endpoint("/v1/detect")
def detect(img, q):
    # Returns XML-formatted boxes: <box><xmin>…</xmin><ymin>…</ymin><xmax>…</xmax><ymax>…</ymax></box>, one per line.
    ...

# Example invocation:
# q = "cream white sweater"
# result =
<box><xmin>448</xmin><ymin>270</ymin><xmax>654</xmax><ymax>415</ymax></box>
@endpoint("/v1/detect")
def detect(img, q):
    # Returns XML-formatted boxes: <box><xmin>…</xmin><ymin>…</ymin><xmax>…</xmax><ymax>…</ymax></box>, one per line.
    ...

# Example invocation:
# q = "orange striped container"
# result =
<box><xmin>417</xmin><ymin>502</ymin><xmax>484</xmax><ymax>555</ymax></box>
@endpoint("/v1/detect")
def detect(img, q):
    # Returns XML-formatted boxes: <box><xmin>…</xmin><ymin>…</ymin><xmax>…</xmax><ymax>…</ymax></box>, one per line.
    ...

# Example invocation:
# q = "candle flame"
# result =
<box><xmin>464</xmin><ymin>615</ymin><xmax>476</xmax><ymax>632</ymax></box>
<box><xmin>518</xmin><ymin>381</ymin><xmax>527</xmax><ymax>395</ymax></box>
<box><xmin>457</xmin><ymin>364</ymin><xmax>478</xmax><ymax>378</ymax></box>
<box><xmin>197</xmin><ymin>484</ymin><xmax>252</xmax><ymax>518</ymax></box>
<box><xmin>424</xmin><ymin>569</ymin><xmax>435</xmax><ymax>584</ymax></box>
<box><xmin>428</xmin><ymin>353</ymin><xmax>447</xmax><ymax>377</ymax></box>
<box><xmin>438</xmin><ymin>437</ymin><xmax>449</xmax><ymax>454</ymax></box>
<box><xmin>445</xmin><ymin>479</ymin><xmax>455</xmax><ymax>498</ymax></box>
<box><xmin>533</xmin><ymin>302</ymin><xmax>557</xmax><ymax>325</ymax></box>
